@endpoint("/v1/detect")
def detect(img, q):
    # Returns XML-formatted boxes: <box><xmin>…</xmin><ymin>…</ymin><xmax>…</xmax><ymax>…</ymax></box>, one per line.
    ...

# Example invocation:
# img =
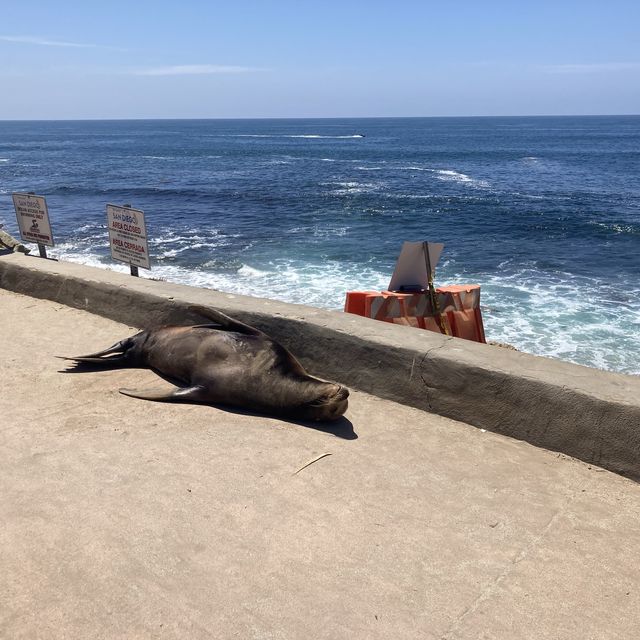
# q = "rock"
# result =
<box><xmin>487</xmin><ymin>340</ymin><xmax>518</xmax><ymax>351</ymax></box>
<box><xmin>0</xmin><ymin>229</ymin><xmax>30</xmax><ymax>254</ymax></box>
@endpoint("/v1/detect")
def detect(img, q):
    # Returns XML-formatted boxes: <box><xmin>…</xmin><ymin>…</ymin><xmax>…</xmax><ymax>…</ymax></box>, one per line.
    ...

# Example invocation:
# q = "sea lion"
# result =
<box><xmin>61</xmin><ymin>306</ymin><xmax>349</xmax><ymax>422</ymax></box>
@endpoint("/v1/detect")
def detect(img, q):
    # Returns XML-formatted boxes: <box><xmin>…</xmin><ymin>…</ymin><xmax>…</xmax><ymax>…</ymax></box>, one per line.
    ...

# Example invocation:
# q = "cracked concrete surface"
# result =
<box><xmin>418</xmin><ymin>341</ymin><xmax>453</xmax><ymax>410</ymax></box>
<box><xmin>2</xmin><ymin>289</ymin><xmax>640</xmax><ymax>639</ymax></box>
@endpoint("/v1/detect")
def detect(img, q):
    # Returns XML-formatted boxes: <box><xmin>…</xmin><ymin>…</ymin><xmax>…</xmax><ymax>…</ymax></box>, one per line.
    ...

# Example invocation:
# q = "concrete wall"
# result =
<box><xmin>2</xmin><ymin>251</ymin><xmax>639</xmax><ymax>479</ymax></box>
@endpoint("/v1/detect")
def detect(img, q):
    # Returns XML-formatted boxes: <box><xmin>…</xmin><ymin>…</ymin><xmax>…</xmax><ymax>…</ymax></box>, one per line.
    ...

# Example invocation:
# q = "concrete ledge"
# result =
<box><xmin>2</xmin><ymin>251</ymin><xmax>640</xmax><ymax>479</ymax></box>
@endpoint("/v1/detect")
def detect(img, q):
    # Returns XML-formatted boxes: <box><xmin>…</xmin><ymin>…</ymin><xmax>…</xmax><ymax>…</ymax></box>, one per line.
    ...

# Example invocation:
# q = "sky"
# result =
<box><xmin>1</xmin><ymin>0</ymin><xmax>639</xmax><ymax>119</ymax></box>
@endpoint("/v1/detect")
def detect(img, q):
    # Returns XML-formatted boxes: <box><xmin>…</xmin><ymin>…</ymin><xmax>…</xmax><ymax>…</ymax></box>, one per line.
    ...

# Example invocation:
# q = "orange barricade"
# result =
<box><xmin>344</xmin><ymin>285</ymin><xmax>486</xmax><ymax>343</ymax></box>
<box><xmin>436</xmin><ymin>285</ymin><xmax>486</xmax><ymax>343</ymax></box>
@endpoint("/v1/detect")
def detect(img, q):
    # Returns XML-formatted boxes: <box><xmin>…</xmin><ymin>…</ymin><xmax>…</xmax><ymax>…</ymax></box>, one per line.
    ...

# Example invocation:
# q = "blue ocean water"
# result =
<box><xmin>1</xmin><ymin>117</ymin><xmax>639</xmax><ymax>374</ymax></box>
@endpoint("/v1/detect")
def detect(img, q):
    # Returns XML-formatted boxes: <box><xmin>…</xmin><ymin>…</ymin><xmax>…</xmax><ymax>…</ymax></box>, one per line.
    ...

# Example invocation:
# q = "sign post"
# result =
<box><xmin>106</xmin><ymin>203</ymin><xmax>150</xmax><ymax>276</ymax></box>
<box><xmin>11</xmin><ymin>192</ymin><xmax>55</xmax><ymax>258</ymax></box>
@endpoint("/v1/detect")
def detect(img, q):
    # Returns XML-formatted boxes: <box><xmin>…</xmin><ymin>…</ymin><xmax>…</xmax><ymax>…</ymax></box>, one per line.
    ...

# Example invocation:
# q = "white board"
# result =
<box><xmin>106</xmin><ymin>204</ymin><xmax>151</xmax><ymax>270</ymax></box>
<box><xmin>12</xmin><ymin>193</ymin><xmax>55</xmax><ymax>247</ymax></box>
<box><xmin>387</xmin><ymin>241</ymin><xmax>444</xmax><ymax>291</ymax></box>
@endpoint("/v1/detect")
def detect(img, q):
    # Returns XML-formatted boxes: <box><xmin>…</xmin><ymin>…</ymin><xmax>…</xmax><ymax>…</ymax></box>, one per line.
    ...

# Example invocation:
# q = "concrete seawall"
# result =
<box><xmin>1</xmin><ymin>251</ymin><xmax>639</xmax><ymax>479</ymax></box>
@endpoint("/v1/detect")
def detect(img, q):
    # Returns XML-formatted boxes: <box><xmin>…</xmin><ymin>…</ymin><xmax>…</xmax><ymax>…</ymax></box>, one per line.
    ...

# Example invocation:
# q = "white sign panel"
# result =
<box><xmin>106</xmin><ymin>204</ymin><xmax>151</xmax><ymax>270</ymax></box>
<box><xmin>12</xmin><ymin>192</ymin><xmax>55</xmax><ymax>247</ymax></box>
<box><xmin>388</xmin><ymin>241</ymin><xmax>444</xmax><ymax>291</ymax></box>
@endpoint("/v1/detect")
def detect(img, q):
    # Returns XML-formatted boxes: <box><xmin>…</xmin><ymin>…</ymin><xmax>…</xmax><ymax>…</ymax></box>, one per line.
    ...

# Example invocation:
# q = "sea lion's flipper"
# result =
<box><xmin>119</xmin><ymin>384</ymin><xmax>206</xmax><ymax>402</ymax></box>
<box><xmin>60</xmin><ymin>338</ymin><xmax>132</xmax><ymax>364</ymax></box>
<box><xmin>59</xmin><ymin>355</ymin><xmax>126</xmax><ymax>365</ymax></box>
<box><xmin>187</xmin><ymin>305</ymin><xmax>263</xmax><ymax>336</ymax></box>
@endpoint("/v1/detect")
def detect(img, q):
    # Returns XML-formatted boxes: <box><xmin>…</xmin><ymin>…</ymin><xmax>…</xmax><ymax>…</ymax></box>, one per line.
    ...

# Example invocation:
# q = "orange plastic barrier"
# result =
<box><xmin>437</xmin><ymin>285</ymin><xmax>486</xmax><ymax>343</ymax></box>
<box><xmin>344</xmin><ymin>285</ymin><xmax>486</xmax><ymax>343</ymax></box>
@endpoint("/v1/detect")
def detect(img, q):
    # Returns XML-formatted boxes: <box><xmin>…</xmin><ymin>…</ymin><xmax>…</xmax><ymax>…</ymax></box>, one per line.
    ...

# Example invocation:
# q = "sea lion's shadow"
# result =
<box><xmin>58</xmin><ymin>362</ymin><xmax>358</xmax><ymax>440</ymax></box>
<box><xmin>212</xmin><ymin>404</ymin><xmax>358</xmax><ymax>440</ymax></box>
<box><xmin>58</xmin><ymin>361</ymin><xmax>129</xmax><ymax>373</ymax></box>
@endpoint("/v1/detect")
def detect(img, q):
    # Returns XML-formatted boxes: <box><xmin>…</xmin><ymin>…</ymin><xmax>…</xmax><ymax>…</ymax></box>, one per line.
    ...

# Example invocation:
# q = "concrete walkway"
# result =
<box><xmin>1</xmin><ymin>289</ymin><xmax>639</xmax><ymax>639</ymax></box>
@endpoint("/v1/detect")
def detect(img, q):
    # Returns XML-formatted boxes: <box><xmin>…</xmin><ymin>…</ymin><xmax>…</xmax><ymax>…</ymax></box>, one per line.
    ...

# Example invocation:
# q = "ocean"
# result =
<box><xmin>0</xmin><ymin>117</ymin><xmax>639</xmax><ymax>375</ymax></box>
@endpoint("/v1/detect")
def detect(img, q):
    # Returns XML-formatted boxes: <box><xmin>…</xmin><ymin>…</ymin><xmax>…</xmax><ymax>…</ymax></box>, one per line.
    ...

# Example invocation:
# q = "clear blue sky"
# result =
<box><xmin>1</xmin><ymin>0</ymin><xmax>639</xmax><ymax>119</ymax></box>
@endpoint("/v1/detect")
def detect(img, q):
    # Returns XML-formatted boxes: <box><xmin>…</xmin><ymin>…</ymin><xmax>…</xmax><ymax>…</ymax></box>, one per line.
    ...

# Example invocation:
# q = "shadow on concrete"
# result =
<box><xmin>207</xmin><ymin>404</ymin><xmax>357</xmax><ymax>440</ymax></box>
<box><xmin>292</xmin><ymin>415</ymin><xmax>357</xmax><ymax>440</ymax></box>
<box><xmin>58</xmin><ymin>361</ymin><xmax>358</xmax><ymax>440</ymax></box>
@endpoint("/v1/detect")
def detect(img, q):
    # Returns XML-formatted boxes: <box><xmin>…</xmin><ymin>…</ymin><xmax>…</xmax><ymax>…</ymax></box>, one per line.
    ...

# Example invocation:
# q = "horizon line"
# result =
<box><xmin>0</xmin><ymin>113</ymin><xmax>639</xmax><ymax>123</ymax></box>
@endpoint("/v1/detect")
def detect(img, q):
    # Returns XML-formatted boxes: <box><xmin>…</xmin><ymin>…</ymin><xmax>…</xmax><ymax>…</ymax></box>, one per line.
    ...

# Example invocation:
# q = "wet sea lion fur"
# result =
<box><xmin>61</xmin><ymin>306</ymin><xmax>349</xmax><ymax>422</ymax></box>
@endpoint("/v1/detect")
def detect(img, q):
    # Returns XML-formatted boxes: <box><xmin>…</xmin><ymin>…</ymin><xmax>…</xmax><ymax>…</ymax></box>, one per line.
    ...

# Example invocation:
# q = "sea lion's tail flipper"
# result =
<box><xmin>119</xmin><ymin>384</ymin><xmax>206</xmax><ymax>403</ymax></box>
<box><xmin>59</xmin><ymin>338</ymin><xmax>134</xmax><ymax>365</ymax></box>
<box><xmin>187</xmin><ymin>305</ymin><xmax>264</xmax><ymax>336</ymax></box>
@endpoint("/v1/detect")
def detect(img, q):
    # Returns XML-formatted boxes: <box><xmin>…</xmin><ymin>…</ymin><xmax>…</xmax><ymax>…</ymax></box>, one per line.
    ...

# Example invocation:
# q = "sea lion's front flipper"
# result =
<box><xmin>119</xmin><ymin>385</ymin><xmax>206</xmax><ymax>402</ymax></box>
<box><xmin>187</xmin><ymin>305</ymin><xmax>263</xmax><ymax>336</ymax></box>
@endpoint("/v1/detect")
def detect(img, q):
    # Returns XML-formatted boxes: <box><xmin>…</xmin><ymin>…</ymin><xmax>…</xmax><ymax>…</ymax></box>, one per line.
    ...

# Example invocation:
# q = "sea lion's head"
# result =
<box><xmin>294</xmin><ymin>383</ymin><xmax>349</xmax><ymax>422</ymax></box>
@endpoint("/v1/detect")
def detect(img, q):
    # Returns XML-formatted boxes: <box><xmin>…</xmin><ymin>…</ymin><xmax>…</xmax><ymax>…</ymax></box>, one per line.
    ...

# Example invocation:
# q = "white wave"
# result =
<box><xmin>445</xmin><ymin>268</ymin><xmax>640</xmax><ymax>375</ymax></box>
<box><xmin>47</xmin><ymin>247</ymin><xmax>389</xmax><ymax>314</ymax></box>
<box><xmin>322</xmin><ymin>181</ymin><xmax>379</xmax><ymax>188</ymax></box>
<box><xmin>158</xmin><ymin>247</ymin><xmax>191</xmax><ymax>258</ymax></box>
<box><xmin>355</xmin><ymin>166</ymin><xmax>383</xmax><ymax>171</ymax></box>
<box><xmin>382</xmin><ymin>192</ymin><xmax>484</xmax><ymax>202</ymax></box>
<box><xmin>231</xmin><ymin>134</ymin><xmax>364</xmax><ymax>139</ymax></box>
<box><xmin>172</xmin><ymin>259</ymin><xmax>389</xmax><ymax>310</ymax></box>
<box><xmin>0</xmin><ymin>158</ymin><xmax>9</xmax><ymax>162</ymax></box>
<box><xmin>384</xmin><ymin>193</ymin><xmax>438</xmax><ymax>200</ymax></box>
<box><xmin>148</xmin><ymin>231</ymin><xmax>215</xmax><ymax>245</ymax></box>
<box><xmin>336</xmin><ymin>181</ymin><xmax>362</xmax><ymax>188</ymax></box>
<box><xmin>394</xmin><ymin>165</ymin><xmax>490</xmax><ymax>188</ymax></box>
<box><xmin>238</xmin><ymin>264</ymin><xmax>271</xmax><ymax>277</ymax></box>
<box><xmin>141</xmin><ymin>155</ymin><xmax>173</xmax><ymax>160</ymax></box>
<box><xmin>157</xmin><ymin>240</ymin><xmax>231</xmax><ymax>258</ymax></box>
<box><xmin>435</xmin><ymin>169</ymin><xmax>472</xmax><ymax>183</ymax></box>
<box><xmin>590</xmin><ymin>221</ymin><xmax>639</xmax><ymax>235</ymax></box>
<box><xmin>322</xmin><ymin>181</ymin><xmax>382</xmax><ymax>195</ymax></box>
<box><xmin>54</xmin><ymin>239</ymin><xmax>110</xmax><ymax>253</ymax></box>
<box><xmin>289</xmin><ymin>134</ymin><xmax>363</xmax><ymax>139</ymax></box>
<box><xmin>286</xmin><ymin>224</ymin><xmax>349</xmax><ymax>238</ymax></box>
<box><xmin>76</xmin><ymin>223</ymin><xmax>106</xmax><ymax>233</ymax></box>
<box><xmin>190</xmin><ymin>241</ymin><xmax>231</xmax><ymax>249</ymax></box>
<box><xmin>512</xmin><ymin>192</ymin><xmax>546</xmax><ymax>200</ymax></box>
<box><xmin>435</xmin><ymin>169</ymin><xmax>490</xmax><ymax>188</ymax></box>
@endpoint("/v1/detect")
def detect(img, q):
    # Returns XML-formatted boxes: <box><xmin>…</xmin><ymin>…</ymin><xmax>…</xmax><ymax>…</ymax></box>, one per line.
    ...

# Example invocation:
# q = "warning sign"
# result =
<box><xmin>12</xmin><ymin>193</ymin><xmax>55</xmax><ymax>247</ymax></box>
<box><xmin>106</xmin><ymin>204</ymin><xmax>151</xmax><ymax>270</ymax></box>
